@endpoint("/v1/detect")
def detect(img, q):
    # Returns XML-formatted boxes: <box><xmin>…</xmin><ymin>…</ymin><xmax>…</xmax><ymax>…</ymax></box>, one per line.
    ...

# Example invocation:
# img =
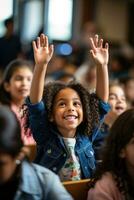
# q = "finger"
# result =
<box><xmin>37</xmin><ymin>37</ymin><xmax>40</xmax><ymax>48</ymax></box>
<box><xmin>40</xmin><ymin>33</ymin><xmax>45</xmax><ymax>46</ymax></box>
<box><xmin>94</xmin><ymin>34</ymin><xmax>99</xmax><ymax>47</ymax></box>
<box><xmin>32</xmin><ymin>41</ymin><xmax>37</xmax><ymax>51</ymax></box>
<box><xmin>49</xmin><ymin>44</ymin><xmax>54</xmax><ymax>57</ymax></box>
<box><xmin>105</xmin><ymin>42</ymin><xmax>109</xmax><ymax>49</ymax></box>
<box><xmin>90</xmin><ymin>49</ymin><xmax>96</xmax><ymax>59</ymax></box>
<box><xmin>89</xmin><ymin>37</ymin><xmax>96</xmax><ymax>52</ymax></box>
<box><xmin>45</xmin><ymin>35</ymin><xmax>49</xmax><ymax>48</ymax></box>
<box><xmin>99</xmin><ymin>38</ymin><xmax>103</xmax><ymax>48</ymax></box>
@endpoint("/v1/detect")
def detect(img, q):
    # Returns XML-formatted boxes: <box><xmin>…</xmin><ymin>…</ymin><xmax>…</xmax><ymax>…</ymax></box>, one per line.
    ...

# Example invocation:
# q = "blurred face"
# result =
<box><xmin>108</xmin><ymin>85</ymin><xmax>127</xmax><ymax>116</ymax></box>
<box><xmin>125</xmin><ymin>80</ymin><xmax>134</xmax><ymax>102</ymax></box>
<box><xmin>0</xmin><ymin>153</ymin><xmax>17</xmax><ymax>184</ymax></box>
<box><xmin>51</xmin><ymin>88</ymin><xmax>83</xmax><ymax>138</ymax></box>
<box><xmin>4</xmin><ymin>67</ymin><xmax>33</xmax><ymax>105</ymax></box>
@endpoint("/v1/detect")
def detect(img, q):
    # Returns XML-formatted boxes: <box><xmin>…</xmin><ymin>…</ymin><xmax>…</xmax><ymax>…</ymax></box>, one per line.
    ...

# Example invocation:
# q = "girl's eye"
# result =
<box><xmin>121</xmin><ymin>97</ymin><xmax>126</xmax><ymax>101</ymax></box>
<box><xmin>74</xmin><ymin>101</ymin><xmax>81</xmax><ymax>106</ymax></box>
<box><xmin>27</xmin><ymin>77</ymin><xmax>32</xmax><ymax>82</ymax></box>
<box><xmin>15</xmin><ymin>76</ymin><xmax>22</xmax><ymax>81</ymax></box>
<box><xmin>58</xmin><ymin>102</ymin><xmax>66</xmax><ymax>107</ymax></box>
<box><xmin>109</xmin><ymin>95</ymin><xmax>116</xmax><ymax>100</ymax></box>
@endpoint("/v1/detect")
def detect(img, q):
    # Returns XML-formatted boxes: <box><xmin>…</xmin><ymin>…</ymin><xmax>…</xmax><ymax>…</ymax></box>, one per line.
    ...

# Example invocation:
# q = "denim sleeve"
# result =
<box><xmin>25</xmin><ymin>97</ymin><xmax>48</xmax><ymax>145</ymax></box>
<box><xmin>90</xmin><ymin>94</ymin><xmax>111</xmax><ymax>142</ymax></box>
<box><xmin>98</xmin><ymin>100</ymin><xmax>111</xmax><ymax>121</ymax></box>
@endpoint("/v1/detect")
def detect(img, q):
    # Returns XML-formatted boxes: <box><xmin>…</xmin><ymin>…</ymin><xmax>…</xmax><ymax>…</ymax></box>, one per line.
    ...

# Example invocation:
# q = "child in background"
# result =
<box><xmin>88</xmin><ymin>109</ymin><xmax>134</xmax><ymax>200</ymax></box>
<box><xmin>93</xmin><ymin>82</ymin><xmax>128</xmax><ymax>161</ymax></box>
<box><xmin>0</xmin><ymin>59</ymin><xmax>35</xmax><ymax>145</ymax></box>
<box><xmin>0</xmin><ymin>105</ymin><xmax>73</xmax><ymax>200</ymax></box>
<box><xmin>26</xmin><ymin>34</ymin><xmax>110</xmax><ymax>181</ymax></box>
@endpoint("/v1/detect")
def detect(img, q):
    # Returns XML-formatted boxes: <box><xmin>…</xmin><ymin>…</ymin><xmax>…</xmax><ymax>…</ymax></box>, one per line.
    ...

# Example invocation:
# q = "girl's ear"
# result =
<box><xmin>4</xmin><ymin>82</ymin><xmax>10</xmax><ymax>92</ymax></box>
<box><xmin>119</xmin><ymin>148</ymin><xmax>126</xmax><ymax>158</ymax></box>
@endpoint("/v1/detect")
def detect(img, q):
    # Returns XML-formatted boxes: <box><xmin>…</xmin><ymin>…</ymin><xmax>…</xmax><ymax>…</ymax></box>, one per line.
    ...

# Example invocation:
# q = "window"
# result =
<box><xmin>45</xmin><ymin>0</ymin><xmax>74</xmax><ymax>41</ymax></box>
<box><xmin>21</xmin><ymin>0</ymin><xmax>43</xmax><ymax>43</ymax></box>
<box><xmin>0</xmin><ymin>0</ymin><xmax>13</xmax><ymax>36</ymax></box>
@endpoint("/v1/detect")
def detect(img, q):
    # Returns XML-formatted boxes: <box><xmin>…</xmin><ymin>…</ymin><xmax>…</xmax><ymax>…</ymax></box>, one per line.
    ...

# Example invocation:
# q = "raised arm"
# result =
<box><xmin>30</xmin><ymin>34</ymin><xmax>54</xmax><ymax>104</ymax></box>
<box><xmin>89</xmin><ymin>35</ymin><xmax>109</xmax><ymax>102</ymax></box>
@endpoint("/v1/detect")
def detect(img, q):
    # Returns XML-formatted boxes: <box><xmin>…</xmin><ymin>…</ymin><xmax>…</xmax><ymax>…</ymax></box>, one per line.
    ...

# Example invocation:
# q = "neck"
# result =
<box><xmin>12</xmin><ymin>99</ymin><xmax>24</xmax><ymax>107</ymax></box>
<box><xmin>58</xmin><ymin>128</ymin><xmax>76</xmax><ymax>138</ymax></box>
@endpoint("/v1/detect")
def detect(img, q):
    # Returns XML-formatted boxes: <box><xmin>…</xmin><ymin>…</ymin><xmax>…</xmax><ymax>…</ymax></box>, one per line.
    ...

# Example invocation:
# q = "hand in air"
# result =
<box><xmin>32</xmin><ymin>34</ymin><xmax>54</xmax><ymax>66</ymax></box>
<box><xmin>89</xmin><ymin>34</ymin><xmax>109</xmax><ymax>66</ymax></box>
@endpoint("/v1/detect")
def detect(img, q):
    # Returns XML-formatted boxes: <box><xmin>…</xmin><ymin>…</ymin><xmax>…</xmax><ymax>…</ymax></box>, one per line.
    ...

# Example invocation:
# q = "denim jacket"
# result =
<box><xmin>14</xmin><ymin>160</ymin><xmax>73</xmax><ymax>200</ymax></box>
<box><xmin>26</xmin><ymin>97</ymin><xmax>110</xmax><ymax>179</ymax></box>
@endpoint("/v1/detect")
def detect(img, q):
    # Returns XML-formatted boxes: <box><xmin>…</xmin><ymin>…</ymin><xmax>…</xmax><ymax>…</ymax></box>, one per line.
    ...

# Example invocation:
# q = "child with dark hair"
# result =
<box><xmin>93</xmin><ymin>81</ymin><xmax>128</xmax><ymax>161</ymax></box>
<box><xmin>0</xmin><ymin>59</ymin><xmax>35</xmax><ymax>145</ymax></box>
<box><xmin>88</xmin><ymin>109</ymin><xmax>134</xmax><ymax>200</ymax></box>
<box><xmin>26</xmin><ymin>34</ymin><xmax>110</xmax><ymax>181</ymax></box>
<box><xmin>0</xmin><ymin>105</ymin><xmax>73</xmax><ymax>200</ymax></box>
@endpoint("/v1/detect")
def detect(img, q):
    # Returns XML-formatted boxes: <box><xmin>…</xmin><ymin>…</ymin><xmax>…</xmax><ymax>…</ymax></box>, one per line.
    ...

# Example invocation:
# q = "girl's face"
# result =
<box><xmin>0</xmin><ymin>153</ymin><xmax>17</xmax><ymax>184</ymax></box>
<box><xmin>51</xmin><ymin>88</ymin><xmax>83</xmax><ymax>138</ymax></box>
<box><xmin>4</xmin><ymin>67</ymin><xmax>33</xmax><ymax>105</ymax></box>
<box><xmin>108</xmin><ymin>85</ymin><xmax>127</xmax><ymax>116</ymax></box>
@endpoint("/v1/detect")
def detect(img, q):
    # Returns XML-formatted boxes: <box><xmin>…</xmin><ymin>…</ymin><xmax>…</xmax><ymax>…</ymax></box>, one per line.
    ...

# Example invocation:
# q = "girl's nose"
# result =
<box><xmin>117</xmin><ymin>98</ymin><xmax>122</xmax><ymax>102</ymax></box>
<box><xmin>68</xmin><ymin>107</ymin><xmax>75</xmax><ymax>112</ymax></box>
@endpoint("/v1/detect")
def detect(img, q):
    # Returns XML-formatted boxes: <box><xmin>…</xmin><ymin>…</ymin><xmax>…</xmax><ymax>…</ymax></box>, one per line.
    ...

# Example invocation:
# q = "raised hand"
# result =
<box><xmin>32</xmin><ymin>34</ymin><xmax>54</xmax><ymax>66</ymax></box>
<box><xmin>89</xmin><ymin>34</ymin><xmax>109</xmax><ymax>66</ymax></box>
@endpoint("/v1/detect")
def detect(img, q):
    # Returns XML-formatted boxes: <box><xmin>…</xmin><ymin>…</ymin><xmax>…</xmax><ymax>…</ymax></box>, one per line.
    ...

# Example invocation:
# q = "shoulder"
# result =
<box><xmin>87</xmin><ymin>172</ymin><xmax>124</xmax><ymax>200</ymax></box>
<box><xmin>32</xmin><ymin>163</ymin><xmax>58</xmax><ymax>180</ymax></box>
<box><xmin>21</xmin><ymin>161</ymin><xmax>73</xmax><ymax>200</ymax></box>
<box><xmin>32</xmin><ymin>163</ymin><xmax>73</xmax><ymax>200</ymax></box>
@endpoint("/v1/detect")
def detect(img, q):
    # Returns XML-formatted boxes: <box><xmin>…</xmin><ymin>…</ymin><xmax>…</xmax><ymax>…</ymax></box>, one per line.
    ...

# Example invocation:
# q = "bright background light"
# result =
<box><xmin>47</xmin><ymin>0</ymin><xmax>73</xmax><ymax>41</ymax></box>
<box><xmin>0</xmin><ymin>0</ymin><xmax>13</xmax><ymax>36</ymax></box>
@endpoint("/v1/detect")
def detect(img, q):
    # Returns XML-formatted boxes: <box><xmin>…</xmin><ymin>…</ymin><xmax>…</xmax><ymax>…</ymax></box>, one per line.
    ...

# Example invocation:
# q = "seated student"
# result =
<box><xmin>93</xmin><ymin>81</ymin><xmax>128</xmax><ymax>161</ymax></box>
<box><xmin>0</xmin><ymin>59</ymin><xmax>35</xmax><ymax>145</ymax></box>
<box><xmin>0</xmin><ymin>105</ymin><xmax>73</xmax><ymax>200</ymax></box>
<box><xmin>88</xmin><ymin>109</ymin><xmax>134</xmax><ymax>200</ymax></box>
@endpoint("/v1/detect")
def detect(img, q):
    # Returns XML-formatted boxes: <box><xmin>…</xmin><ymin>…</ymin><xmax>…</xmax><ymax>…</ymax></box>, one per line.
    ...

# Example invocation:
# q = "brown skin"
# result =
<box><xmin>51</xmin><ymin>88</ymin><xmax>83</xmax><ymax>138</ymax></box>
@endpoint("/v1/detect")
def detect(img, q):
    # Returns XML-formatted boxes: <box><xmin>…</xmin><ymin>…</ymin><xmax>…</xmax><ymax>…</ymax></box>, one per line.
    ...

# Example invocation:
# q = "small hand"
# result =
<box><xmin>32</xmin><ymin>34</ymin><xmax>54</xmax><ymax>66</ymax></box>
<box><xmin>89</xmin><ymin>34</ymin><xmax>109</xmax><ymax>66</ymax></box>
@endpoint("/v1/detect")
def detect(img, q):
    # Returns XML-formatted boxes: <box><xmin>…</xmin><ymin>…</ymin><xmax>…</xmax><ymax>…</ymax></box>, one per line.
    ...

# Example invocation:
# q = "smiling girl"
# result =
<box><xmin>0</xmin><ymin>59</ymin><xmax>35</xmax><ymax>145</ymax></box>
<box><xmin>26</xmin><ymin>34</ymin><xmax>110</xmax><ymax>181</ymax></box>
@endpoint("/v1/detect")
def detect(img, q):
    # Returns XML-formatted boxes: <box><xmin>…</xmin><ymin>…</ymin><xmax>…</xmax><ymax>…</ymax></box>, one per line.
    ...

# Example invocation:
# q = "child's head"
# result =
<box><xmin>43</xmin><ymin>81</ymin><xmax>99</xmax><ymax>137</ymax></box>
<box><xmin>100</xmin><ymin>109</ymin><xmax>134</xmax><ymax>178</ymax></box>
<box><xmin>108</xmin><ymin>82</ymin><xmax>127</xmax><ymax>116</ymax></box>
<box><xmin>0</xmin><ymin>105</ymin><xmax>23</xmax><ymax>183</ymax></box>
<box><xmin>0</xmin><ymin>59</ymin><xmax>33</xmax><ymax>106</ymax></box>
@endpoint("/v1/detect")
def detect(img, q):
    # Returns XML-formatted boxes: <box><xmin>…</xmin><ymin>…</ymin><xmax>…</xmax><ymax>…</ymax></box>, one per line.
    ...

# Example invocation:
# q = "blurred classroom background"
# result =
<box><xmin>1</xmin><ymin>0</ymin><xmax>134</xmax><ymax>107</ymax></box>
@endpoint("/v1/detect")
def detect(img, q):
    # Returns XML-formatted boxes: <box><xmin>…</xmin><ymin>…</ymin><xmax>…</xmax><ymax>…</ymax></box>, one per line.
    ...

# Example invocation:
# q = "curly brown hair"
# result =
<box><xmin>41</xmin><ymin>80</ymin><xmax>100</xmax><ymax>136</ymax></box>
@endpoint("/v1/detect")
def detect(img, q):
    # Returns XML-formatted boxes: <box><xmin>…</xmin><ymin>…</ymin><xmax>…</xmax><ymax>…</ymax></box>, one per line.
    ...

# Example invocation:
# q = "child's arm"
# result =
<box><xmin>89</xmin><ymin>35</ymin><xmax>109</xmax><ymax>102</ymax></box>
<box><xmin>30</xmin><ymin>34</ymin><xmax>54</xmax><ymax>104</ymax></box>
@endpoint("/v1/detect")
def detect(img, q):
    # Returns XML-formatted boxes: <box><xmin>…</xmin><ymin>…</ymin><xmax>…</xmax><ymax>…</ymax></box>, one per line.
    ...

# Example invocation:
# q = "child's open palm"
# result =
<box><xmin>89</xmin><ymin>35</ymin><xmax>109</xmax><ymax>66</ymax></box>
<box><xmin>32</xmin><ymin>34</ymin><xmax>54</xmax><ymax>66</ymax></box>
